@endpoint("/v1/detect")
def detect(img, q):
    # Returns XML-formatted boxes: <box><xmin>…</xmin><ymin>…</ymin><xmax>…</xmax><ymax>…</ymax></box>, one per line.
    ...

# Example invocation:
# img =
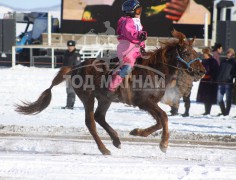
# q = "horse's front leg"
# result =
<box><xmin>130</xmin><ymin>102</ymin><xmax>163</xmax><ymax>137</ymax></box>
<box><xmin>156</xmin><ymin>106</ymin><xmax>169</xmax><ymax>153</ymax></box>
<box><xmin>130</xmin><ymin>102</ymin><xmax>169</xmax><ymax>153</ymax></box>
<box><xmin>129</xmin><ymin>121</ymin><xmax>162</xmax><ymax>137</ymax></box>
<box><xmin>83</xmin><ymin>96</ymin><xmax>111</xmax><ymax>155</ymax></box>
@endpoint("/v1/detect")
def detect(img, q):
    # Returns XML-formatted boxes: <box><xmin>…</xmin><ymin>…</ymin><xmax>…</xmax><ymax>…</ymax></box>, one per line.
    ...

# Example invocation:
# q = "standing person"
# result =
<box><xmin>62</xmin><ymin>40</ymin><xmax>81</xmax><ymax>109</ymax></box>
<box><xmin>182</xmin><ymin>93</ymin><xmax>191</xmax><ymax>117</ymax></box>
<box><xmin>217</xmin><ymin>48</ymin><xmax>236</xmax><ymax>116</ymax></box>
<box><xmin>212</xmin><ymin>43</ymin><xmax>223</xmax><ymax>66</ymax></box>
<box><xmin>167</xmin><ymin>70</ymin><xmax>194</xmax><ymax>117</ymax></box>
<box><xmin>196</xmin><ymin>48</ymin><xmax>219</xmax><ymax>115</ymax></box>
<box><xmin>170</xmin><ymin>92</ymin><xmax>192</xmax><ymax>117</ymax></box>
<box><xmin>233</xmin><ymin>80</ymin><xmax>236</xmax><ymax>105</ymax></box>
<box><xmin>108</xmin><ymin>0</ymin><xmax>147</xmax><ymax>95</ymax></box>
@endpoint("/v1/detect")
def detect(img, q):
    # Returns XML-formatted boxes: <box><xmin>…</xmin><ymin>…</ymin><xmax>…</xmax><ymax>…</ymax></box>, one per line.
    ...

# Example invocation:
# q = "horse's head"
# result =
<box><xmin>171</xmin><ymin>30</ymin><xmax>206</xmax><ymax>81</ymax></box>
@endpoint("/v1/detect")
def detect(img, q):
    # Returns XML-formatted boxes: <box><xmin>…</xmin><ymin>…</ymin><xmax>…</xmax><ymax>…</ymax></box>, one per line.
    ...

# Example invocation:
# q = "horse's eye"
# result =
<box><xmin>183</xmin><ymin>49</ymin><xmax>188</xmax><ymax>53</ymax></box>
<box><xmin>183</xmin><ymin>48</ymin><xmax>192</xmax><ymax>56</ymax></box>
<box><xmin>185</xmin><ymin>52</ymin><xmax>191</xmax><ymax>55</ymax></box>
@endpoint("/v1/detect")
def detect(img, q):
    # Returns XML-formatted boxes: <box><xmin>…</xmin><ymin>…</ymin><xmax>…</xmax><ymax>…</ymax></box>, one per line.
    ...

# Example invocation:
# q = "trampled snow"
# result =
<box><xmin>0</xmin><ymin>65</ymin><xmax>236</xmax><ymax>179</ymax></box>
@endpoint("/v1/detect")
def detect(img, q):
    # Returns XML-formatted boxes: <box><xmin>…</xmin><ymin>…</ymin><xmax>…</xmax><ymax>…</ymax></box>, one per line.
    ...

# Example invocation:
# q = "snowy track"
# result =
<box><xmin>0</xmin><ymin>135</ymin><xmax>236</xmax><ymax>179</ymax></box>
<box><xmin>1</xmin><ymin>134</ymin><xmax>236</xmax><ymax>151</ymax></box>
<box><xmin>1</xmin><ymin>66</ymin><xmax>236</xmax><ymax>179</ymax></box>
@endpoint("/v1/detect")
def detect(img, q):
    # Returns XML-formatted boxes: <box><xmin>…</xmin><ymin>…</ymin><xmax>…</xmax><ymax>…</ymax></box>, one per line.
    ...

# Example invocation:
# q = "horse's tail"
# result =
<box><xmin>15</xmin><ymin>66</ymin><xmax>72</xmax><ymax>115</ymax></box>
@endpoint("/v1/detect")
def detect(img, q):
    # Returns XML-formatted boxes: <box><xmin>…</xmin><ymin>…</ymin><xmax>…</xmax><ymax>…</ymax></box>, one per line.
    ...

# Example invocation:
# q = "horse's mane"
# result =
<box><xmin>145</xmin><ymin>30</ymin><xmax>187</xmax><ymax>66</ymax></box>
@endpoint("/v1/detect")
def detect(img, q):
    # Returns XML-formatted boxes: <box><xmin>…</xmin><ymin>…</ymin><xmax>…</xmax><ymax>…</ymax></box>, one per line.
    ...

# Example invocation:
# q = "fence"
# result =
<box><xmin>7</xmin><ymin>34</ymin><xmax>210</xmax><ymax>68</ymax></box>
<box><xmin>11</xmin><ymin>45</ymin><xmax>67</xmax><ymax>68</ymax></box>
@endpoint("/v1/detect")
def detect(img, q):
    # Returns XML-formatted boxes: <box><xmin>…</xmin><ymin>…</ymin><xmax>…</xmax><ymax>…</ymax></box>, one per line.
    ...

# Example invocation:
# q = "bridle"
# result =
<box><xmin>176</xmin><ymin>47</ymin><xmax>201</xmax><ymax>73</ymax></box>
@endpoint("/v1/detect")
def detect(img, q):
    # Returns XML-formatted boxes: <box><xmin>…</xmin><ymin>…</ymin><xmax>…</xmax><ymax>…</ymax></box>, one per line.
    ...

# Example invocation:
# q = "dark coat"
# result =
<box><xmin>233</xmin><ymin>81</ymin><xmax>236</xmax><ymax>105</ymax></box>
<box><xmin>62</xmin><ymin>49</ymin><xmax>81</xmax><ymax>67</ymax></box>
<box><xmin>197</xmin><ymin>57</ymin><xmax>219</xmax><ymax>104</ymax></box>
<box><xmin>217</xmin><ymin>58</ymin><xmax>236</xmax><ymax>84</ymax></box>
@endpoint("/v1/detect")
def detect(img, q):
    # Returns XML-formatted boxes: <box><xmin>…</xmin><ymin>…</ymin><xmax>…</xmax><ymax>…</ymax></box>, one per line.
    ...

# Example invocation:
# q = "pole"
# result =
<box><xmin>51</xmin><ymin>47</ymin><xmax>55</xmax><ymax>69</ymax></box>
<box><xmin>212</xmin><ymin>0</ymin><xmax>218</xmax><ymax>46</ymax></box>
<box><xmin>12</xmin><ymin>46</ymin><xmax>16</xmax><ymax>67</ymax></box>
<box><xmin>30</xmin><ymin>48</ymin><xmax>33</xmax><ymax>66</ymax></box>
<box><xmin>204</xmin><ymin>13</ymin><xmax>209</xmax><ymax>47</ymax></box>
<box><xmin>48</xmin><ymin>12</ymin><xmax>52</xmax><ymax>46</ymax></box>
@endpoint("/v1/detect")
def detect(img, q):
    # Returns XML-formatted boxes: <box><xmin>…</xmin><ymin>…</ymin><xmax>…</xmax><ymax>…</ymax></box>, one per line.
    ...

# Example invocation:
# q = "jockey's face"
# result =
<box><xmin>135</xmin><ymin>7</ymin><xmax>142</xmax><ymax>18</ymax></box>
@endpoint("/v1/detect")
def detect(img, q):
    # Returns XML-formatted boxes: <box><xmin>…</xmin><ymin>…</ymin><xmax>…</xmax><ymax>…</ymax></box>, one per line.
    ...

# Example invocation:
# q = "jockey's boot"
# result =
<box><xmin>108</xmin><ymin>75</ymin><xmax>123</xmax><ymax>91</ymax></box>
<box><xmin>107</xmin><ymin>74</ymin><xmax>123</xmax><ymax>101</ymax></box>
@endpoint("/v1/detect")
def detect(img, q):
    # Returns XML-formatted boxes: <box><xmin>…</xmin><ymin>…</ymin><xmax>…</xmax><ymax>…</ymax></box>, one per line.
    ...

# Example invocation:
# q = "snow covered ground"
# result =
<box><xmin>0</xmin><ymin>137</ymin><xmax>235</xmax><ymax>180</ymax></box>
<box><xmin>0</xmin><ymin>65</ymin><xmax>236</xmax><ymax>179</ymax></box>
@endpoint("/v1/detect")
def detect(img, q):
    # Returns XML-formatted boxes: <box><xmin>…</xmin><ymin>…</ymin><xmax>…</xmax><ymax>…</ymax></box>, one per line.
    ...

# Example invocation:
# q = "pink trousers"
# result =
<box><xmin>109</xmin><ymin>40</ymin><xmax>141</xmax><ymax>91</ymax></box>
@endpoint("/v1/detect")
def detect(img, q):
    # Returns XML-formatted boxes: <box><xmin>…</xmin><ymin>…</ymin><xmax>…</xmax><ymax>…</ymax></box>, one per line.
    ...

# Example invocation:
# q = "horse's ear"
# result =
<box><xmin>189</xmin><ymin>36</ymin><xmax>196</xmax><ymax>46</ymax></box>
<box><xmin>171</xmin><ymin>29</ymin><xmax>186</xmax><ymax>46</ymax></box>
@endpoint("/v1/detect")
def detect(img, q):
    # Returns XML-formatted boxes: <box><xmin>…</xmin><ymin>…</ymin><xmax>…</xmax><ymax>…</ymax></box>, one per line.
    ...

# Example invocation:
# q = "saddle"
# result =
<box><xmin>108</xmin><ymin>56</ymin><xmax>145</xmax><ymax>71</ymax></box>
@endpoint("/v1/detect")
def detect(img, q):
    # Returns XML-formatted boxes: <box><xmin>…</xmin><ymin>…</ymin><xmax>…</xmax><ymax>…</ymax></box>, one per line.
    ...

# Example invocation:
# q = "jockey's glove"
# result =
<box><xmin>140</xmin><ymin>47</ymin><xmax>146</xmax><ymax>54</ymax></box>
<box><xmin>139</xmin><ymin>31</ymin><xmax>147</xmax><ymax>42</ymax></box>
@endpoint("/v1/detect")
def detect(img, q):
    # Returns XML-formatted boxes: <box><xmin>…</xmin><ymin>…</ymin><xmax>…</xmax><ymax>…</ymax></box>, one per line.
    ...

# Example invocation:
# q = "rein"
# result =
<box><xmin>154</xmin><ymin>48</ymin><xmax>200</xmax><ymax>72</ymax></box>
<box><xmin>66</xmin><ymin>61</ymin><xmax>107</xmax><ymax>74</ymax></box>
<box><xmin>69</xmin><ymin>45</ymin><xmax>202</xmax><ymax>74</ymax></box>
<box><xmin>156</xmin><ymin>61</ymin><xmax>189</xmax><ymax>71</ymax></box>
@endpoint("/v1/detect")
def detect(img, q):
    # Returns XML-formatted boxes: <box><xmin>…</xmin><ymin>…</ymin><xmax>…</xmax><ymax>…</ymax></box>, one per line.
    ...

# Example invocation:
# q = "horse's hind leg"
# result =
<box><xmin>82</xmin><ymin>95</ymin><xmax>111</xmax><ymax>155</ymax></box>
<box><xmin>94</xmin><ymin>98</ymin><xmax>121</xmax><ymax>149</ymax></box>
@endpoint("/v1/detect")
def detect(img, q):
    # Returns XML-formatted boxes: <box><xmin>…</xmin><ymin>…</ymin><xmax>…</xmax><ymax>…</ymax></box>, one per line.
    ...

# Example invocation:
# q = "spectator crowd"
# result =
<box><xmin>191</xmin><ymin>43</ymin><xmax>236</xmax><ymax>117</ymax></box>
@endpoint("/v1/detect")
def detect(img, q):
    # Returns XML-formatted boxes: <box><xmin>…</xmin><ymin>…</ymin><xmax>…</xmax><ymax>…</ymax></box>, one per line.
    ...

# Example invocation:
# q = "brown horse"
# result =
<box><xmin>16</xmin><ymin>30</ymin><xmax>206</xmax><ymax>155</ymax></box>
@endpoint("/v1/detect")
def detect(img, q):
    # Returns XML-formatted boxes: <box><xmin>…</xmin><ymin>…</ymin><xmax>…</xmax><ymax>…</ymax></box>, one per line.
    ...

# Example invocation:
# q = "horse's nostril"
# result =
<box><xmin>198</xmin><ymin>70</ymin><xmax>205</xmax><ymax>75</ymax></box>
<box><xmin>202</xmin><ymin>70</ymin><xmax>206</xmax><ymax>74</ymax></box>
<box><xmin>187</xmin><ymin>67</ymin><xmax>193</xmax><ymax>73</ymax></box>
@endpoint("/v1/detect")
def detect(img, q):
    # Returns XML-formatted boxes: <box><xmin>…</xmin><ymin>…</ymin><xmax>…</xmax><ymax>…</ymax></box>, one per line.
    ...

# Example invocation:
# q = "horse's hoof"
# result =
<box><xmin>129</xmin><ymin>128</ymin><xmax>140</xmax><ymax>136</ymax></box>
<box><xmin>100</xmin><ymin>148</ymin><xmax>111</xmax><ymax>155</ymax></box>
<box><xmin>113</xmin><ymin>140</ymin><xmax>121</xmax><ymax>149</ymax></box>
<box><xmin>159</xmin><ymin>143</ymin><xmax>168</xmax><ymax>153</ymax></box>
<box><xmin>102</xmin><ymin>150</ymin><xmax>111</xmax><ymax>155</ymax></box>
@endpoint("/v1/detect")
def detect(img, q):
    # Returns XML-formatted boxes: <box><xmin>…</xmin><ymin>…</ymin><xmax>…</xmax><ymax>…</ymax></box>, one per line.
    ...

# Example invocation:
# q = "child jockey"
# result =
<box><xmin>108</xmin><ymin>0</ymin><xmax>147</xmax><ymax>95</ymax></box>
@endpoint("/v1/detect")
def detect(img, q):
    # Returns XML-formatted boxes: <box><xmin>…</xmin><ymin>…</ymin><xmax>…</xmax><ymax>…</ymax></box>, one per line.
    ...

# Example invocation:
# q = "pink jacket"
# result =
<box><xmin>117</xmin><ymin>16</ymin><xmax>147</xmax><ymax>48</ymax></box>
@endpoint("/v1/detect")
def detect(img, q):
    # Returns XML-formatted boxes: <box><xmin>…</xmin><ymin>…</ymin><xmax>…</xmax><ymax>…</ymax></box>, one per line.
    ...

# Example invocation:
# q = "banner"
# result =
<box><xmin>61</xmin><ymin>0</ymin><xmax>213</xmax><ymax>38</ymax></box>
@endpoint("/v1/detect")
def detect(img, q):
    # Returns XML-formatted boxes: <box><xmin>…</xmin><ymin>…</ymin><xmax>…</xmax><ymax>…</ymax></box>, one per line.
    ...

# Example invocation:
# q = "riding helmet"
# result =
<box><xmin>122</xmin><ymin>0</ymin><xmax>141</xmax><ymax>17</ymax></box>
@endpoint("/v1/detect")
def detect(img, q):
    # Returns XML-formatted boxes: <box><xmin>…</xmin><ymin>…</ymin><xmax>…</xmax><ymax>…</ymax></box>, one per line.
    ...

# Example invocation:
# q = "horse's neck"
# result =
<box><xmin>135</xmin><ymin>48</ymin><xmax>178</xmax><ymax>82</ymax></box>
